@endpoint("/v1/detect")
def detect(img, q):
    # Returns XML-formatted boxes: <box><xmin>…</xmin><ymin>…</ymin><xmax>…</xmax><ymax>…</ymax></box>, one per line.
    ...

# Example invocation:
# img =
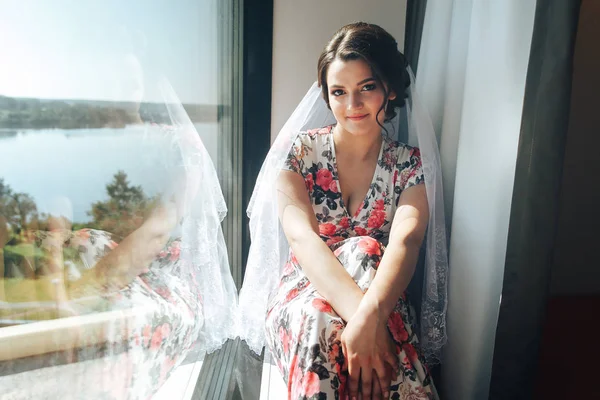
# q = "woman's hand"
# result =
<box><xmin>341</xmin><ymin>299</ymin><xmax>398</xmax><ymax>400</ymax></box>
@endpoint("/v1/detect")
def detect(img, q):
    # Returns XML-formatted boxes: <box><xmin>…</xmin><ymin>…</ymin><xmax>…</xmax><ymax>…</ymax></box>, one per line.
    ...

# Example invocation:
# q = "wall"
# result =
<box><xmin>549</xmin><ymin>0</ymin><xmax>600</xmax><ymax>295</ymax></box>
<box><xmin>270</xmin><ymin>0</ymin><xmax>407</xmax><ymax>141</ymax></box>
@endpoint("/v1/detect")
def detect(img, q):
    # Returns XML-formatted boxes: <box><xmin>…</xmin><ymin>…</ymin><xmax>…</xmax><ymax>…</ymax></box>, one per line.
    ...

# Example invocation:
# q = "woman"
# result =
<box><xmin>240</xmin><ymin>22</ymin><xmax>447</xmax><ymax>400</ymax></box>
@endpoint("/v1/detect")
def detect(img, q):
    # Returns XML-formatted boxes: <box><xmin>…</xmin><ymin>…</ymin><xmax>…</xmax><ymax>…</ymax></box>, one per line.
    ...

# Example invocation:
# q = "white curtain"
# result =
<box><xmin>416</xmin><ymin>1</ymin><xmax>537</xmax><ymax>399</ymax></box>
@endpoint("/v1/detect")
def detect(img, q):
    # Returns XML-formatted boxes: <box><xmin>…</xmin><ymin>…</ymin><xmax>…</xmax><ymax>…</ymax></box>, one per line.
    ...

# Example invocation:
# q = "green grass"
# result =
<box><xmin>1</xmin><ymin>274</ymin><xmax>111</xmax><ymax>323</ymax></box>
<box><xmin>4</xmin><ymin>243</ymin><xmax>44</xmax><ymax>258</ymax></box>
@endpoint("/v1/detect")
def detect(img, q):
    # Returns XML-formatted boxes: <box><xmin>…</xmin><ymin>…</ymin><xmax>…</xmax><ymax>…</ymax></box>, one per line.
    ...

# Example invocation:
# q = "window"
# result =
<box><xmin>0</xmin><ymin>1</ymin><xmax>246</xmax><ymax>398</ymax></box>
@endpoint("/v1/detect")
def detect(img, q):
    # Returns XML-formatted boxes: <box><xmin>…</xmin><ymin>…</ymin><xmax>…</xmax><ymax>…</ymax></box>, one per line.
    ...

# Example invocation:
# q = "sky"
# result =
<box><xmin>0</xmin><ymin>0</ymin><xmax>218</xmax><ymax>104</ymax></box>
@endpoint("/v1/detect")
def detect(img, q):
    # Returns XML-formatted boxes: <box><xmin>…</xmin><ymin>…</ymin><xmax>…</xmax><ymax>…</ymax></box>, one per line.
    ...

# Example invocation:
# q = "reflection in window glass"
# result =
<box><xmin>0</xmin><ymin>1</ymin><xmax>236</xmax><ymax>398</ymax></box>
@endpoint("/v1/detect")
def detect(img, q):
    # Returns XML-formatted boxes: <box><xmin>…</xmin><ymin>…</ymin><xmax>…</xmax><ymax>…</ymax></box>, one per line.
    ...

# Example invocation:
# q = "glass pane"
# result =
<box><xmin>0</xmin><ymin>0</ymin><xmax>236</xmax><ymax>398</ymax></box>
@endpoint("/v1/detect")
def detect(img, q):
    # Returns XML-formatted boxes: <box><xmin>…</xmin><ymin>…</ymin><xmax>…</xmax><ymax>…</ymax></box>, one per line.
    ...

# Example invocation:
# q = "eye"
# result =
<box><xmin>331</xmin><ymin>89</ymin><xmax>344</xmax><ymax>97</ymax></box>
<box><xmin>362</xmin><ymin>83</ymin><xmax>376</xmax><ymax>91</ymax></box>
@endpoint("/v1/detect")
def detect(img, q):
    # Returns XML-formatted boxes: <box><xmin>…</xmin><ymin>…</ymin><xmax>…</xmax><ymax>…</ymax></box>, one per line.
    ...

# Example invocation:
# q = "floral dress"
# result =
<box><xmin>265</xmin><ymin>125</ymin><xmax>438</xmax><ymax>399</ymax></box>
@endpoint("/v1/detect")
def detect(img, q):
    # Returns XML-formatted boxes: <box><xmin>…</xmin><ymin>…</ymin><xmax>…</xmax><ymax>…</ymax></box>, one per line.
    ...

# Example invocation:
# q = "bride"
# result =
<box><xmin>239</xmin><ymin>22</ymin><xmax>448</xmax><ymax>400</ymax></box>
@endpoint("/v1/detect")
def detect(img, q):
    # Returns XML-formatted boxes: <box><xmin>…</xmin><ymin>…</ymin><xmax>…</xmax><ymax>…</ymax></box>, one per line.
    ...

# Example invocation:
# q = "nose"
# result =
<box><xmin>347</xmin><ymin>92</ymin><xmax>363</xmax><ymax>110</ymax></box>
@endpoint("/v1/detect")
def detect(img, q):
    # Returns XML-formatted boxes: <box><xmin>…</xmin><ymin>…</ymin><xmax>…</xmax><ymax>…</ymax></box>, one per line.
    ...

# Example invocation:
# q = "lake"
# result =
<box><xmin>0</xmin><ymin>124</ymin><xmax>219</xmax><ymax>223</ymax></box>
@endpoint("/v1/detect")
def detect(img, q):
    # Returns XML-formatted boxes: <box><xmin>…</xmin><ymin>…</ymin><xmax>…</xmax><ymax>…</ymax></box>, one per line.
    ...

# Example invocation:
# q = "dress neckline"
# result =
<box><xmin>328</xmin><ymin>126</ymin><xmax>385</xmax><ymax>220</ymax></box>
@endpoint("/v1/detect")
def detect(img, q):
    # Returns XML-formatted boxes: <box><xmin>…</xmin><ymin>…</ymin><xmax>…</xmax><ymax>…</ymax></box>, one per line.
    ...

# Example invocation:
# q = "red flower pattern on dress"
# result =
<box><xmin>328</xmin><ymin>180</ymin><xmax>338</xmax><ymax>193</ymax></box>
<box><xmin>312</xmin><ymin>298</ymin><xmax>333</xmax><ymax>314</ymax></box>
<box><xmin>329</xmin><ymin>342</ymin><xmax>341</xmax><ymax>364</ymax></box>
<box><xmin>388</xmin><ymin>311</ymin><xmax>409</xmax><ymax>343</ymax></box>
<box><xmin>283</xmin><ymin>260</ymin><xmax>295</xmax><ymax>276</ymax></box>
<box><xmin>285</xmin><ymin>279</ymin><xmax>309</xmax><ymax>303</ymax></box>
<box><xmin>285</xmin><ymin>287</ymin><xmax>301</xmax><ymax>303</ymax></box>
<box><xmin>316</xmin><ymin>168</ymin><xmax>333</xmax><ymax>188</ymax></box>
<box><xmin>288</xmin><ymin>354</ymin><xmax>302</xmax><ymax>397</ymax></box>
<box><xmin>401</xmin><ymin>354</ymin><xmax>412</xmax><ymax>370</ymax></box>
<box><xmin>289</xmin><ymin>157</ymin><xmax>300</xmax><ymax>172</ymax></box>
<box><xmin>155</xmin><ymin>287</ymin><xmax>174</xmax><ymax>303</ymax></box>
<box><xmin>300</xmin><ymin>371</ymin><xmax>321</xmax><ymax>398</ymax></box>
<box><xmin>335</xmin><ymin>359</ymin><xmax>348</xmax><ymax>397</ymax></box>
<box><xmin>280</xmin><ymin>326</ymin><xmax>292</xmax><ymax>355</ymax></box>
<box><xmin>307</xmin><ymin>126</ymin><xmax>330</xmax><ymax>137</ymax></box>
<box><xmin>403</xmin><ymin>341</ymin><xmax>419</xmax><ymax>364</ymax></box>
<box><xmin>400</xmin><ymin>148</ymin><xmax>423</xmax><ymax>189</ymax></box>
<box><xmin>161</xmin><ymin>322</ymin><xmax>171</xmax><ymax>337</ymax></box>
<box><xmin>354</xmin><ymin>226</ymin><xmax>368</xmax><ymax>236</ymax></box>
<box><xmin>305</xmin><ymin>174</ymin><xmax>314</xmax><ymax>191</ymax></box>
<box><xmin>384</xmin><ymin>150</ymin><xmax>395</xmax><ymax>168</ymax></box>
<box><xmin>368</xmin><ymin>209</ymin><xmax>387</xmax><ymax>229</ymax></box>
<box><xmin>151</xmin><ymin>326</ymin><xmax>164</xmax><ymax>350</ymax></box>
<box><xmin>339</xmin><ymin>217</ymin><xmax>350</xmax><ymax>229</ymax></box>
<box><xmin>289</xmin><ymin>352</ymin><xmax>322</xmax><ymax>399</ymax></box>
<box><xmin>358</xmin><ymin>236</ymin><xmax>382</xmax><ymax>257</ymax></box>
<box><xmin>319</xmin><ymin>223</ymin><xmax>337</xmax><ymax>236</ymax></box>
<box><xmin>326</xmin><ymin>236</ymin><xmax>344</xmax><ymax>246</ymax></box>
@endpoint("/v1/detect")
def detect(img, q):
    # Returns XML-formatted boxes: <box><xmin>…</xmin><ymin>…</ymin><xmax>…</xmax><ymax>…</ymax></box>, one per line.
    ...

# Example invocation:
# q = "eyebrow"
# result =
<box><xmin>329</xmin><ymin>77</ymin><xmax>376</xmax><ymax>89</ymax></box>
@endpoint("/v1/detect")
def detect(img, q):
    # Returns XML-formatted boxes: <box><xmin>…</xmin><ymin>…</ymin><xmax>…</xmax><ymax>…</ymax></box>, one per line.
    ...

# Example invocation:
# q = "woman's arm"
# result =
<box><xmin>82</xmin><ymin>201</ymin><xmax>178</xmax><ymax>292</ymax></box>
<box><xmin>277</xmin><ymin>170</ymin><xmax>363</xmax><ymax>322</ymax></box>
<box><xmin>361</xmin><ymin>183</ymin><xmax>429</xmax><ymax>321</ymax></box>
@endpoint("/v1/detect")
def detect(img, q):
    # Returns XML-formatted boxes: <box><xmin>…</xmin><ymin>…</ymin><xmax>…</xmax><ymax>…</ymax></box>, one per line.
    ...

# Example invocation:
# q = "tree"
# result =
<box><xmin>0</xmin><ymin>179</ymin><xmax>39</xmax><ymax>237</ymax></box>
<box><xmin>10</xmin><ymin>193</ymin><xmax>38</xmax><ymax>235</ymax></box>
<box><xmin>105</xmin><ymin>171</ymin><xmax>145</xmax><ymax>209</ymax></box>
<box><xmin>0</xmin><ymin>179</ymin><xmax>41</xmax><ymax>280</ymax></box>
<box><xmin>89</xmin><ymin>171</ymin><xmax>155</xmax><ymax>241</ymax></box>
<box><xmin>0</xmin><ymin>181</ymin><xmax>10</xmax><ymax>247</ymax></box>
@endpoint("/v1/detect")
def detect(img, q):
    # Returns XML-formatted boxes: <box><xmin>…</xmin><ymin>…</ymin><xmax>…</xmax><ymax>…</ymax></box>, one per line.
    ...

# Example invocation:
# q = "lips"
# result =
<box><xmin>347</xmin><ymin>114</ymin><xmax>368</xmax><ymax>121</ymax></box>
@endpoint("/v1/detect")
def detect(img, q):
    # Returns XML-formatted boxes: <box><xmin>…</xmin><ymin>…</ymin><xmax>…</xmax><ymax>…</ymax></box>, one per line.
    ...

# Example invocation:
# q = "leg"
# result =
<box><xmin>266</xmin><ymin>237</ymin><xmax>438</xmax><ymax>399</ymax></box>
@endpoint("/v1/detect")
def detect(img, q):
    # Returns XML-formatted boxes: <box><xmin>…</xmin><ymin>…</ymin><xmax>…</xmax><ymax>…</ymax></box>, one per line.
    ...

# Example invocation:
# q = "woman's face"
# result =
<box><xmin>326</xmin><ymin>58</ymin><xmax>395</xmax><ymax>137</ymax></box>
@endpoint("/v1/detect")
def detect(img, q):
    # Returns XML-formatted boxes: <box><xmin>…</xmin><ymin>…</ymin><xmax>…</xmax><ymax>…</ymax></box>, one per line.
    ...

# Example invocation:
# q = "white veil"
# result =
<box><xmin>158</xmin><ymin>79</ymin><xmax>238</xmax><ymax>353</ymax></box>
<box><xmin>238</xmin><ymin>68</ymin><xmax>449</xmax><ymax>366</ymax></box>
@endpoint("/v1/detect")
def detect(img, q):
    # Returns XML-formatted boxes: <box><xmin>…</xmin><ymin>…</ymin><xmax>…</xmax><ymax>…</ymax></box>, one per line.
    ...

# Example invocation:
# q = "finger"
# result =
<box><xmin>361</xmin><ymin>365</ymin><xmax>373</xmax><ymax>400</ymax></box>
<box><xmin>372</xmin><ymin>370</ymin><xmax>383</xmax><ymax>400</ymax></box>
<box><xmin>373</xmin><ymin>359</ymin><xmax>390</xmax><ymax>399</ymax></box>
<box><xmin>347</xmin><ymin>356</ymin><xmax>360</xmax><ymax>400</ymax></box>
<box><xmin>384</xmin><ymin>350</ymin><xmax>399</xmax><ymax>374</ymax></box>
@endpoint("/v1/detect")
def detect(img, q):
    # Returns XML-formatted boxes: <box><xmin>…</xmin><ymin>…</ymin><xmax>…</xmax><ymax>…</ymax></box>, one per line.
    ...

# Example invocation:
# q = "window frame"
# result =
<box><xmin>193</xmin><ymin>0</ymin><xmax>273</xmax><ymax>397</ymax></box>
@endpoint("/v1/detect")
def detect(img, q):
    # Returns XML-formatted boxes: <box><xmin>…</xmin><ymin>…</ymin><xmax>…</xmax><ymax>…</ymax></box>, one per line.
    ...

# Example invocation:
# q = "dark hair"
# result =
<box><xmin>317</xmin><ymin>22</ymin><xmax>410</xmax><ymax>124</ymax></box>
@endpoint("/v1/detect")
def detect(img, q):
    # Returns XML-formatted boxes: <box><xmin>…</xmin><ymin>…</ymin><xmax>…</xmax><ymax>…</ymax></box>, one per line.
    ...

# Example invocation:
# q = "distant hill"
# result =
<box><xmin>0</xmin><ymin>95</ymin><xmax>220</xmax><ymax>129</ymax></box>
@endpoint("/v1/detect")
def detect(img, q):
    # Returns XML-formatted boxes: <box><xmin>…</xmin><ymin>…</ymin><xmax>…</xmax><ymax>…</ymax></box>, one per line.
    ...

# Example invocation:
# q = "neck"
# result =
<box><xmin>332</xmin><ymin>124</ymin><xmax>383</xmax><ymax>161</ymax></box>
